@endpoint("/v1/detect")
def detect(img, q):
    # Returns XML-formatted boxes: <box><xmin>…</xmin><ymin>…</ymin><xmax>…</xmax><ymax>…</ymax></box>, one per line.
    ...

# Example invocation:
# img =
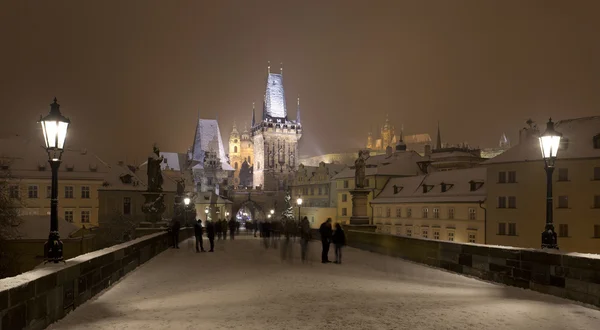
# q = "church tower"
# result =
<box><xmin>229</xmin><ymin>122</ymin><xmax>241</xmax><ymax>185</ymax></box>
<box><xmin>252</xmin><ymin>64</ymin><xmax>302</xmax><ymax>191</ymax></box>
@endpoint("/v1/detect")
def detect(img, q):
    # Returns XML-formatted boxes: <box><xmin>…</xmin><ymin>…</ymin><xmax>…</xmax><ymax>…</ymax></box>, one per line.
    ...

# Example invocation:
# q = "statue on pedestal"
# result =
<box><xmin>147</xmin><ymin>144</ymin><xmax>164</xmax><ymax>192</ymax></box>
<box><xmin>354</xmin><ymin>150</ymin><xmax>366</xmax><ymax>189</ymax></box>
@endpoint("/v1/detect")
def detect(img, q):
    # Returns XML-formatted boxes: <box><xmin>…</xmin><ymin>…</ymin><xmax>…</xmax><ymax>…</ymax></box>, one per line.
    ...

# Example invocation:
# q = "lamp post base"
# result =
<box><xmin>541</xmin><ymin>228</ymin><xmax>559</xmax><ymax>250</ymax></box>
<box><xmin>44</xmin><ymin>231</ymin><xmax>64</xmax><ymax>263</ymax></box>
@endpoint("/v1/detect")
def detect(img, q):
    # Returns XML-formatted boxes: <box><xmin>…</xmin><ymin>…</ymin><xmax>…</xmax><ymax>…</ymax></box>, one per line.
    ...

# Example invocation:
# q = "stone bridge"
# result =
<box><xmin>228</xmin><ymin>190</ymin><xmax>287</xmax><ymax>220</ymax></box>
<box><xmin>2</xmin><ymin>229</ymin><xmax>600</xmax><ymax>330</ymax></box>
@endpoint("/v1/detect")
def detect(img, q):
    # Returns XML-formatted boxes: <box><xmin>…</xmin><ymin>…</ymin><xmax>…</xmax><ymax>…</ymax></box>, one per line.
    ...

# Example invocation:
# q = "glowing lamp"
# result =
<box><xmin>539</xmin><ymin>118</ymin><xmax>562</xmax><ymax>167</ymax></box>
<box><xmin>270</xmin><ymin>209</ymin><xmax>275</xmax><ymax>215</ymax></box>
<box><xmin>183</xmin><ymin>197</ymin><xmax>191</xmax><ymax>206</ymax></box>
<box><xmin>296</xmin><ymin>197</ymin><xmax>303</xmax><ymax>206</ymax></box>
<box><xmin>39</xmin><ymin>98</ymin><xmax>70</xmax><ymax>161</ymax></box>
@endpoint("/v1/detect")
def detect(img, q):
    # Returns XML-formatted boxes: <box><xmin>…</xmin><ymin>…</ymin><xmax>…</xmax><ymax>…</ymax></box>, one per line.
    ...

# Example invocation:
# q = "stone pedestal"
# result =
<box><xmin>349</xmin><ymin>189</ymin><xmax>370</xmax><ymax>225</ymax></box>
<box><xmin>141</xmin><ymin>192</ymin><xmax>166</xmax><ymax>224</ymax></box>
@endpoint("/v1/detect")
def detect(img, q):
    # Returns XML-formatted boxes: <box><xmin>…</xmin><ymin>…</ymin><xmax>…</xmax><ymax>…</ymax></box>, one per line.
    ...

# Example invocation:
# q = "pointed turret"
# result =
<box><xmin>251</xmin><ymin>102</ymin><xmax>256</xmax><ymax>127</ymax></box>
<box><xmin>263</xmin><ymin>69</ymin><xmax>287</xmax><ymax>119</ymax></box>
<box><xmin>436</xmin><ymin>121</ymin><xmax>442</xmax><ymax>150</ymax></box>
<box><xmin>296</xmin><ymin>94</ymin><xmax>301</xmax><ymax>124</ymax></box>
<box><xmin>231</xmin><ymin>120</ymin><xmax>239</xmax><ymax>137</ymax></box>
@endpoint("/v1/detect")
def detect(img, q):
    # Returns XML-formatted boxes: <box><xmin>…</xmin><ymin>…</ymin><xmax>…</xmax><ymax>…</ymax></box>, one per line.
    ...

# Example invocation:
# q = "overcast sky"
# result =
<box><xmin>1</xmin><ymin>0</ymin><xmax>599</xmax><ymax>163</ymax></box>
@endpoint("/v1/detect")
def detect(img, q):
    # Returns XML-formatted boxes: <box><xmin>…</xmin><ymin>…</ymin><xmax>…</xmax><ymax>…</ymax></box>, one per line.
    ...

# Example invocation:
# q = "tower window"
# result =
<box><xmin>234</xmin><ymin>146</ymin><xmax>238</xmax><ymax>153</ymax></box>
<box><xmin>235</xmin><ymin>162</ymin><xmax>238</xmax><ymax>170</ymax></box>
<box><xmin>234</xmin><ymin>139</ymin><xmax>238</xmax><ymax>143</ymax></box>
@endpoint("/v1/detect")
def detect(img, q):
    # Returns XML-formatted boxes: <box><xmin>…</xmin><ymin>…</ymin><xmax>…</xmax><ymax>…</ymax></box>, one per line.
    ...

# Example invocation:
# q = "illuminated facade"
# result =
<box><xmin>229</xmin><ymin>120</ymin><xmax>254</xmax><ymax>187</ymax></box>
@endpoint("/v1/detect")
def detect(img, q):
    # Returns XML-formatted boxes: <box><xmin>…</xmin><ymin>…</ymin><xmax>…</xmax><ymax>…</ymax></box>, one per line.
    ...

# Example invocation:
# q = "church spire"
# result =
<box><xmin>296</xmin><ymin>94</ymin><xmax>301</xmax><ymax>124</ymax></box>
<box><xmin>251</xmin><ymin>102</ymin><xmax>256</xmax><ymax>127</ymax></box>
<box><xmin>267</xmin><ymin>61</ymin><xmax>271</xmax><ymax>74</ymax></box>
<box><xmin>280</xmin><ymin>62</ymin><xmax>283</xmax><ymax>75</ymax></box>
<box><xmin>436</xmin><ymin>121</ymin><xmax>442</xmax><ymax>149</ymax></box>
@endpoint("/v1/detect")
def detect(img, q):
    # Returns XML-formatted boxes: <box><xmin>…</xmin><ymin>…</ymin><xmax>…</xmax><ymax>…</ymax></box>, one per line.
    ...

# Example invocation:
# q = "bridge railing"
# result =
<box><xmin>0</xmin><ymin>227</ymin><xmax>193</xmax><ymax>330</ymax></box>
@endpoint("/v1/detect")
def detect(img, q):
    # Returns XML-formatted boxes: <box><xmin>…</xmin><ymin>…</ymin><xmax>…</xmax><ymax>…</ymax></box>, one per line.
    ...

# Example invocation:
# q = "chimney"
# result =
<box><xmin>424</xmin><ymin>144</ymin><xmax>432</xmax><ymax>156</ymax></box>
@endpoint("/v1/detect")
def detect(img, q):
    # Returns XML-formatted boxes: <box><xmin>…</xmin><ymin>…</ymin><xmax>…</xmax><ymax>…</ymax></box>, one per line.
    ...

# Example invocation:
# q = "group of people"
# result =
<box><xmin>170</xmin><ymin>214</ymin><xmax>347</xmax><ymax>264</ymax></box>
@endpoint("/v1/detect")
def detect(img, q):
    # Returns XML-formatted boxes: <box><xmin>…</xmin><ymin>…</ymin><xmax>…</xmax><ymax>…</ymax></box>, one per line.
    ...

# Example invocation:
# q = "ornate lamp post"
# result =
<box><xmin>39</xmin><ymin>98</ymin><xmax>70</xmax><ymax>263</ymax></box>
<box><xmin>183</xmin><ymin>197</ymin><xmax>191</xmax><ymax>226</ymax></box>
<box><xmin>205</xmin><ymin>207</ymin><xmax>209</xmax><ymax>221</ymax></box>
<box><xmin>296</xmin><ymin>197</ymin><xmax>303</xmax><ymax>221</ymax></box>
<box><xmin>539</xmin><ymin>118</ymin><xmax>562</xmax><ymax>249</ymax></box>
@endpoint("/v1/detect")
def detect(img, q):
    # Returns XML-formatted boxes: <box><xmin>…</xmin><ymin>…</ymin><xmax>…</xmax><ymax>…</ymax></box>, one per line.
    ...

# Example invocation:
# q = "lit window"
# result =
<box><xmin>468</xmin><ymin>233</ymin><xmax>476</xmax><ymax>243</ymax></box>
<box><xmin>508</xmin><ymin>223</ymin><xmax>517</xmax><ymax>236</ymax></box>
<box><xmin>28</xmin><ymin>185</ymin><xmax>38</xmax><ymax>199</ymax></box>
<box><xmin>65</xmin><ymin>186</ymin><xmax>74</xmax><ymax>199</ymax></box>
<box><xmin>558</xmin><ymin>224</ymin><xmax>569</xmax><ymax>237</ymax></box>
<box><xmin>64</xmin><ymin>210</ymin><xmax>73</xmax><ymax>222</ymax></box>
<box><xmin>558</xmin><ymin>168</ymin><xmax>569</xmax><ymax>181</ymax></box>
<box><xmin>498</xmin><ymin>223</ymin><xmax>506</xmax><ymax>235</ymax></box>
<box><xmin>433</xmin><ymin>230</ymin><xmax>440</xmax><ymax>240</ymax></box>
<box><xmin>448</xmin><ymin>208</ymin><xmax>454</xmax><ymax>219</ymax></box>
<box><xmin>396</xmin><ymin>207</ymin><xmax>401</xmax><ymax>218</ymax></box>
<box><xmin>81</xmin><ymin>210</ymin><xmax>90</xmax><ymax>223</ymax></box>
<box><xmin>81</xmin><ymin>186</ymin><xmax>90</xmax><ymax>199</ymax></box>
<box><xmin>468</xmin><ymin>208</ymin><xmax>476</xmax><ymax>220</ymax></box>
<box><xmin>558</xmin><ymin>196</ymin><xmax>569</xmax><ymax>208</ymax></box>
<box><xmin>448</xmin><ymin>232</ymin><xmax>454</xmax><ymax>241</ymax></box>
<box><xmin>422</xmin><ymin>208</ymin><xmax>428</xmax><ymax>219</ymax></box>
<box><xmin>433</xmin><ymin>208</ymin><xmax>439</xmax><ymax>219</ymax></box>
<box><xmin>422</xmin><ymin>229</ymin><xmax>428</xmax><ymax>238</ymax></box>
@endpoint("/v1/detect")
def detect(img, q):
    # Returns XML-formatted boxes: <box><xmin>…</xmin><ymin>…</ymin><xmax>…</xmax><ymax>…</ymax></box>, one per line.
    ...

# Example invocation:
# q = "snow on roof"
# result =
<box><xmin>99</xmin><ymin>161</ymin><xmax>147</xmax><ymax>191</ymax></box>
<box><xmin>12</xmin><ymin>215</ymin><xmax>80</xmax><ymax>240</ymax></box>
<box><xmin>403</xmin><ymin>133</ymin><xmax>432</xmax><ymax>144</ymax></box>
<box><xmin>332</xmin><ymin>151</ymin><xmax>424</xmax><ymax>180</ymax></box>
<box><xmin>265</xmin><ymin>73</ymin><xmax>287</xmax><ymax>119</ymax></box>
<box><xmin>191</xmin><ymin>119</ymin><xmax>234</xmax><ymax>171</ymax></box>
<box><xmin>0</xmin><ymin>137</ymin><xmax>110</xmax><ymax>181</ymax></box>
<box><xmin>372</xmin><ymin>167</ymin><xmax>486</xmax><ymax>204</ymax></box>
<box><xmin>159</xmin><ymin>152</ymin><xmax>187</xmax><ymax>171</ymax></box>
<box><xmin>484</xmin><ymin>116</ymin><xmax>600</xmax><ymax>165</ymax></box>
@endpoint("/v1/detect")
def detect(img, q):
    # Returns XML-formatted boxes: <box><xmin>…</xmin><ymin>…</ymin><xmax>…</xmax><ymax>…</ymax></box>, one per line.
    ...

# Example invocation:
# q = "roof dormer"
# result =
<box><xmin>440</xmin><ymin>182</ymin><xmax>454</xmax><ymax>192</ymax></box>
<box><xmin>593</xmin><ymin>134</ymin><xmax>600</xmax><ymax>149</ymax></box>
<box><xmin>393</xmin><ymin>185</ymin><xmax>403</xmax><ymax>194</ymax></box>
<box><xmin>422</xmin><ymin>184</ymin><xmax>434</xmax><ymax>193</ymax></box>
<box><xmin>469</xmin><ymin>180</ymin><xmax>484</xmax><ymax>191</ymax></box>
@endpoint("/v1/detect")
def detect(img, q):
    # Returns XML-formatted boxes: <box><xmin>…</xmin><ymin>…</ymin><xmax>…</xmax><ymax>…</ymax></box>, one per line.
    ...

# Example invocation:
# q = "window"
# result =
<box><xmin>386</xmin><ymin>207</ymin><xmax>391</xmax><ymax>218</ymax></box>
<box><xmin>594</xmin><ymin>195</ymin><xmax>600</xmax><ymax>209</ymax></box>
<box><xmin>594</xmin><ymin>225</ymin><xmax>600</xmax><ymax>238</ymax></box>
<box><xmin>28</xmin><ymin>185</ymin><xmax>38</xmax><ymax>199</ymax></box>
<box><xmin>257</xmin><ymin>162</ymin><xmax>260</xmax><ymax>170</ymax></box>
<box><xmin>422</xmin><ymin>229</ymin><xmax>428</xmax><ymax>238</ymax></box>
<box><xmin>557</xmin><ymin>196</ymin><xmax>569</xmax><ymax>208</ymax></box>
<box><xmin>594</xmin><ymin>167</ymin><xmax>600</xmax><ymax>180</ymax></box>
<box><xmin>508</xmin><ymin>171</ymin><xmax>517</xmax><ymax>183</ymax></box>
<box><xmin>407</xmin><ymin>208</ymin><xmax>412</xmax><ymax>218</ymax></box>
<box><xmin>498</xmin><ymin>171</ymin><xmax>506</xmax><ymax>183</ymax></box>
<box><xmin>341</xmin><ymin>208</ymin><xmax>347</xmax><ymax>216</ymax></box>
<box><xmin>64</xmin><ymin>210</ymin><xmax>73</xmax><ymax>222</ymax></box>
<box><xmin>448</xmin><ymin>208</ymin><xmax>455</xmax><ymax>219</ymax></box>
<box><xmin>65</xmin><ymin>186</ymin><xmax>74</xmax><ymax>199</ymax></box>
<box><xmin>558</xmin><ymin>168</ymin><xmax>569</xmax><ymax>181</ymax></box>
<box><xmin>342</xmin><ymin>194</ymin><xmax>347</xmax><ymax>202</ymax></box>
<box><xmin>508</xmin><ymin>223</ymin><xmax>517</xmax><ymax>236</ymax></box>
<box><xmin>558</xmin><ymin>224</ymin><xmax>569</xmax><ymax>237</ymax></box>
<box><xmin>81</xmin><ymin>210</ymin><xmax>90</xmax><ymax>223</ymax></box>
<box><xmin>406</xmin><ymin>228</ymin><xmax>412</xmax><ymax>237</ymax></box>
<box><xmin>396</xmin><ymin>207</ymin><xmax>402</xmax><ymax>218</ymax></box>
<box><xmin>468</xmin><ymin>208</ymin><xmax>476</xmax><ymax>220</ymax></box>
<box><xmin>318</xmin><ymin>187</ymin><xmax>322</xmax><ymax>195</ymax></box>
<box><xmin>234</xmin><ymin>162</ymin><xmax>238</xmax><ymax>170</ymax></box>
<box><xmin>422</xmin><ymin>208</ymin><xmax>428</xmax><ymax>218</ymax></box>
<box><xmin>376</xmin><ymin>207</ymin><xmax>382</xmax><ymax>217</ymax></box>
<box><xmin>248</xmin><ymin>156</ymin><xmax>251</xmax><ymax>163</ymax></box>
<box><xmin>508</xmin><ymin>196</ymin><xmax>517</xmax><ymax>209</ymax></box>
<box><xmin>46</xmin><ymin>186</ymin><xmax>51</xmax><ymax>198</ymax></box>
<box><xmin>594</xmin><ymin>134</ymin><xmax>600</xmax><ymax>149</ymax></box>
<box><xmin>234</xmin><ymin>146</ymin><xmax>238</xmax><ymax>153</ymax></box>
<box><xmin>498</xmin><ymin>196</ymin><xmax>507</xmax><ymax>208</ymax></box>
<box><xmin>364</xmin><ymin>179</ymin><xmax>370</xmax><ymax>187</ymax></box>
<box><xmin>448</xmin><ymin>232</ymin><xmax>455</xmax><ymax>241</ymax></box>
<box><xmin>433</xmin><ymin>230</ymin><xmax>440</xmax><ymax>240</ymax></box>
<box><xmin>498</xmin><ymin>223</ymin><xmax>506</xmax><ymax>235</ymax></box>
<box><xmin>81</xmin><ymin>186</ymin><xmax>90</xmax><ymax>199</ymax></box>
<box><xmin>343</xmin><ymin>180</ymin><xmax>349</xmax><ymax>188</ymax></box>
<box><xmin>433</xmin><ymin>208</ymin><xmax>439</xmax><ymax>219</ymax></box>
<box><xmin>123</xmin><ymin>197</ymin><xmax>131</xmax><ymax>215</ymax></box>
<box><xmin>9</xmin><ymin>185</ymin><xmax>19</xmax><ymax>199</ymax></box>
<box><xmin>468</xmin><ymin>233</ymin><xmax>476</xmax><ymax>243</ymax></box>
<box><xmin>310</xmin><ymin>188</ymin><xmax>314</xmax><ymax>195</ymax></box>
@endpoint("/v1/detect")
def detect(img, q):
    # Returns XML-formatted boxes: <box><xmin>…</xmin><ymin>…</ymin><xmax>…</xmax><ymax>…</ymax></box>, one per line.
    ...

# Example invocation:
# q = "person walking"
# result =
<box><xmin>215</xmin><ymin>219</ymin><xmax>222</xmax><ymax>240</ymax></box>
<box><xmin>194</xmin><ymin>219</ymin><xmax>206</xmax><ymax>252</ymax></box>
<box><xmin>319</xmin><ymin>218</ymin><xmax>333</xmax><ymax>263</ymax></box>
<box><xmin>332</xmin><ymin>223</ymin><xmax>346</xmax><ymax>264</ymax></box>
<box><xmin>228</xmin><ymin>217</ymin><xmax>237</xmax><ymax>240</ymax></box>
<box><xmin>206</xmin><ymin>220</ymin><xmax>215</xmax><ymax>252</ymax></box>
<box><xmin>300</xmin><ymin>216</ymin><xmax>311</xmax><ymax>262</ymax></box>
<box><xmin>222</xmin><ymin>219</ymin><xmax>229</xmax><ymax>240</ymax></box>
<box><xmin>171</xmin><ymin>218</ymin><xmax>181</xmax><ymax>249</ymax></box>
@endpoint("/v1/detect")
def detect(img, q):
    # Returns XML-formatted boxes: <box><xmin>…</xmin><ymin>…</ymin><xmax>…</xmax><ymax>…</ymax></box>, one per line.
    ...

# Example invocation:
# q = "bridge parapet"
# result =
<box><xmin>345</xmin><ymin>230</ymin><xmax>600</xmax><ymax>307</ymax></box>
<box><xmin>0</xmin><ymin>228</ymin><xmax>193</xmax><ymax>330</ymax></box>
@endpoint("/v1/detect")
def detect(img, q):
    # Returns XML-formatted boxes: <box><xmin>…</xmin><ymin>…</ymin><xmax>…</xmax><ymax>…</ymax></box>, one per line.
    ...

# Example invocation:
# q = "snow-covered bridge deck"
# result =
<box><xmin>48</xmin><ymin>236</ymin><xmax>600</xmax><ymax>330</ymax></box>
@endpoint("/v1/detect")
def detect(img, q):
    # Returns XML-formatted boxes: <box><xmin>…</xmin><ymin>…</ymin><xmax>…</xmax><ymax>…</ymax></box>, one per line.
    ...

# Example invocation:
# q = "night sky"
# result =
<box><xmin>1</xmin><ymin>1</ymin><xmax>599</xmax><ymax>163</ymax></box>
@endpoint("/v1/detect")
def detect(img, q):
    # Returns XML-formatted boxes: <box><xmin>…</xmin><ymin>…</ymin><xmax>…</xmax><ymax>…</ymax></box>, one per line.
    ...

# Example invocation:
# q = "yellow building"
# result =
<box><xmin>484</xmin><ymin>117</ymin><xmax>600</xmax><ymax>253</ymax></box>
<box><xmin>371</xmin><ymin>167</ymin><xmax>487</xmax><ymax>244</ymax></box>
<box><xmin>333</xmin><ymin>149</ymin><xmax>424</xmax><ymax>224</ymax></box>
<box><xmin>0</xmin><ymin>137</ymin><xmax>109</xmax><ymax>228</ymax></box>
<box><xmin>229</xmin><ymin>121</ymin><xmax>254</xmax><ymax>187</ymax></box>
<box><xmin>289</xmin><ymin>162</ymin><xmax>345</xmax><ymax>228</ymax></box>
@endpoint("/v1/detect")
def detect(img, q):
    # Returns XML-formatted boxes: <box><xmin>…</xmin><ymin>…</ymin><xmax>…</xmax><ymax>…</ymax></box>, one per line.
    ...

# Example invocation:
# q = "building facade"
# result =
<box><xmin>229</xmin><ymin>121</ymin><xmax>254</xmax><ymax>187</ymax></box>
<box><xmin>485</xmin><ymin>117</ymin><xmax>600</xmax><ymax>253</ymax></box>
<box><xmin>252</xmin><ymin>68</ymin><xmax>302</xmax><ymax>191</ymax></box>
<box><xmin>371</xmin><ymin>167</ymin><xmax>487</xmax><ymax>244</ymax></box>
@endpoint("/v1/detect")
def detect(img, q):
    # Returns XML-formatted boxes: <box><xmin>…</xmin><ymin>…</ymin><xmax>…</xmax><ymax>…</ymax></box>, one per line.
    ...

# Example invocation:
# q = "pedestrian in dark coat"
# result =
<box><xmin>300</xmin><ymin>217</ymin><xmax>311</xmax><ymax>262</ymax></box>
<box><xmin>319</xmin><ymin>218</ymin><xmax>333</xmax><ymax>263</ymax></box>
<box><xmin>215</xmin><ymin>220</ymin><xmax>222</xmax><ymax>240</ymax></box>
<box><xmin>222</xmin><ymin>219</ymin><xmax>228</xmax><ymax>240</ymax></box>
<box><xmin>206</xmin><ymin>221</ymin><xmax>215</xmax><ymax>252</ymax></box>
<box><xmin>228</xmin><ymin>218</ymin><xmax>237</xmax><ymax>240</ymax></box>
<box><xmin>332</xmin><ymin>223</ymin><xmax>346</xmax><ymax>264</ymax></box>
<box><xmin>171</xmin><ymin>218</ymin><xmax>181</xmax><ymax>249</ymax></box>
<box><xmin>194</xmin><ymin>220</ymin><xmax>205</xmax><ymax>252</ymax></box>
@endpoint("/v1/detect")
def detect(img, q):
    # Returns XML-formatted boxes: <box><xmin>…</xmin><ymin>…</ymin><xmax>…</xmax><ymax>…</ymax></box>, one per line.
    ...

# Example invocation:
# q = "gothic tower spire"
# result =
<box><xmin>251</xmin><ymin>102</ymin><xmax>256</xmax><ymax>127</ymax></box>
<box><xmin>296</xmin><ymin>94</ymin><xmax>301</xmax><ymax>124</ymax></box>
<box><xmin>436</xmin><ymin>121</ymin><xmax>442</xmax><ymax>150</ymax></box>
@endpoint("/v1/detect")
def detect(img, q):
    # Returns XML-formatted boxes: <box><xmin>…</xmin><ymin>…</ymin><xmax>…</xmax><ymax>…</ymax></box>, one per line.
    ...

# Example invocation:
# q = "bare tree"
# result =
<box><xmin>0</xmin><ymin>166</ymin><xmax>23</xmax><ymax>277</ymax></box>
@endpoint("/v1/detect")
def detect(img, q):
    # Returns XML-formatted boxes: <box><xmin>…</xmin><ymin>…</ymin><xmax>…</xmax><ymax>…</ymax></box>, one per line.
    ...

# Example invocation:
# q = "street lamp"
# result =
<box><xmin>270</xmin><ymin>209</ymin><xmax>275</xmax><ymax>215</ymax></box>
<box><xmin>296</xmin><ymin>197</ymin><xmax>303</xmax><ymax>221</ymax></box>
<box><xmin>268</xmin><ymin>214</ymin><xmax>271</xmax><ymax>219</ymax></box>
<box><xmin>205</xmin><ymin>207</ymin><xmax>209</xmax><ymax>221</ymax></box>
<box><xmin>183</xmin><ymin>197</ymin><xmax>191</xmax><ymax>227</ymax></box>
<box><xmin>539</xmin><ymin>118</ymin><xmax>562</xmax><ymax>249</ymax></box>
<box><xmin>39</xmin><ymin>98</ymin><xmax>70</xmax><ymax>263</ymax></box>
